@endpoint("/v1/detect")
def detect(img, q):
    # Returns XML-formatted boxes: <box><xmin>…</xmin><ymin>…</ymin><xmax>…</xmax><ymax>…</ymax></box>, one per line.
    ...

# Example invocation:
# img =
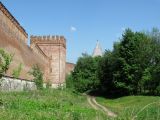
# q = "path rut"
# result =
<box><xmin>87</xmin><ymin>95</ymin><xmax>117</xmax><ymax>118</ymax></box>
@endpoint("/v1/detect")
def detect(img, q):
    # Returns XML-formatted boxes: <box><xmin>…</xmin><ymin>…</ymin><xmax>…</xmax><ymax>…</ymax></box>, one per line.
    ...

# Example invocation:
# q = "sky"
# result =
<box><xmin>1</xmin><ymin>0</ymin><xmax>160</xmax><ymax>63</ymax></box>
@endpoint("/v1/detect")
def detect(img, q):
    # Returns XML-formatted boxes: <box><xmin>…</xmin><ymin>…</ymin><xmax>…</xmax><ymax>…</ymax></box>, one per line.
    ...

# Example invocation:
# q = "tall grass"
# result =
<box><xmin>96</xmin><ymin>96</ymin><xmax>160</xmax><ymax>120</ymax></box>
<box><xmin>0</xmin><ymin>89</ymin><xmax>107</xmax><ymax>120</ymax></box>
<box><xmin>1</xmin><ymin>89</ymin><xmax>158</xmax><ymax>119</ymax></box>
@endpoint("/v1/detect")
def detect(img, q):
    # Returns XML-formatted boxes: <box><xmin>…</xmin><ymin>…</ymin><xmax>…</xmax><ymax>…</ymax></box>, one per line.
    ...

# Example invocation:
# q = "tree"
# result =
<box><xmin>112</xmin><ymin>29</ymin><xmax>152</xmax><ymax>95</ymax></box>
<box><xmin>144</xmin><ymin>28</ymin><xmax>160</xmax><ymax>95</ymax></box>
<box><xmin>71</xmin><ymin>54</ymin><xmax>101</xmax><ymax>92</ymax></box>
<box><xmin>67</xmin><ymin>28</ymin><xmax>160</xmax><ymax>96</ymax></box>
<box><xmin>97</xmin><ymin>50</ymin><xmax>114</xmax><ymax>94</ymax></box>
<box><xmin>0</xmin><ymin>48</ymin><xmax>13</xmax><ymax>78</ymax></box>
<box><xmin>29</xmin><ymin>64</ymin><xmax>43</xmax><ymax>90</ymax></box>
<box><xmin>139</xmin><ymin>68</ymin><xmax>152</xmax><ymax>93</ymax></box>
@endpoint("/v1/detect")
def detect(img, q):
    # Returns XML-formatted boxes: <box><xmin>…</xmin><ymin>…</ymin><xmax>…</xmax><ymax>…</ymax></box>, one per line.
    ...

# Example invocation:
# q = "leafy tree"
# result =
<box><xmin>143</xmin><ymin>28</ymin><xmax>160</xmax><ymax>95</ymax></box>
<box><xmin>0</xmin><ymin>48</ymin><xmax>13</xmax><ymax>78</ymax></box>
<box><xmin>29</xmin><ymin>64</ymin><xmax>43</xmax><ymax>90</ymax></box>
<box><xmin>97</xmin><ymin>50</ymin><xmax>114</xmax><ymax>94</ymax></box>
<box><xmin>139</xmin><ymin>68</ymin><xmax>152</xmax><ymax>93</ymax></box>
<box><xmin>67</xmin><ymin>28</ymin><xmax>160</xmax><ymax>96</ymax></box>
<box><xmin>112</xmin><ymin>29</ymin><xmax>135</xmax><ymax>94</ymax></box>
<box><xmin>71</xmin><ymin>54</ymin><xmax>101</xmax><ymax>92</ymax></box>
<box><xmin>109</xmin><ymin>29</ymin><xmax>153</xmax><ymax>95</ymax></box>
<box><xmin>99</xmin><ymin>28</ymin><xmax>160</xmax><ymax>96</ymax></box>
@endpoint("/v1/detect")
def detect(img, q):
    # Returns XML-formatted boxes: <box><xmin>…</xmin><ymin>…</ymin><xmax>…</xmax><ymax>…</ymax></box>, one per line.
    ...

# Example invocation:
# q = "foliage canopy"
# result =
<box><xmin>67</xmin><ymin>28</ymin><xmax>160</xmax><ymax>96</ymax></box>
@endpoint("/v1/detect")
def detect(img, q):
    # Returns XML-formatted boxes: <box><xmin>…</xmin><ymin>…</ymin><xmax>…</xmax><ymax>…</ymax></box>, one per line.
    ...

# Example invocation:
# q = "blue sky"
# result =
<box><xmin>1</xmin><ymin>0</ymin><xmax>160</xmax><ymax>63</ymax></box>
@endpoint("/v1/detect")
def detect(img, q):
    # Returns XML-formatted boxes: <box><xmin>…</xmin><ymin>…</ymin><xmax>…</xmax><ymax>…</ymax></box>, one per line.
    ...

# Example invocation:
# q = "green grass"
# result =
<box><xmin>96</xmin><ymin>96</ymin><xmax>160</xmax><ymax>120</ymax></box>
<box><xmin>1</xmin><ymin>89</ymin><xmax>160</xmax><ymax>120</ymax></box>
<box><xmin>0</xmin><ymin>89</ymin><xmax>106</xmax><ymax>120</ymax></box>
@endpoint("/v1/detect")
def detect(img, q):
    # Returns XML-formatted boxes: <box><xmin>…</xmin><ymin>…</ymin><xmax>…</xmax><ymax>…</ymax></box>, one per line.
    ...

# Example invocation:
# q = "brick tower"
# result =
<box><xmin>30</xmin><ymin>35</ymin><xmax>66</xmax><ymax>88</ymax></box>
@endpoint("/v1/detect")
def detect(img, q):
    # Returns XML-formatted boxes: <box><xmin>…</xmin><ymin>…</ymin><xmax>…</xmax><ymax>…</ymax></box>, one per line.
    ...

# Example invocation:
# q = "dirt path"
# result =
<box><xmin>87</xmin><ymin>95</ymin><xmax>117</xmax><ymax>118</ymax></box>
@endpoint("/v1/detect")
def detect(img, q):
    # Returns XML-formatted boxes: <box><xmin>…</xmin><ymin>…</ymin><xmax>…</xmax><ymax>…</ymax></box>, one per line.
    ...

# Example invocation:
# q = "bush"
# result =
<box><xmin>29</xmin><ymin>64</ymin><xmax>43</xmax><ymax>90</ymax></box>
<box><xmin>0</xmin><ymin>48</ymin><xmax>13</xmax><ymax>78</ymax></box>
<box><xmin>66</xmin><ymin>74</ymin><xmax>74</xmax><ymax>89</ymax></box>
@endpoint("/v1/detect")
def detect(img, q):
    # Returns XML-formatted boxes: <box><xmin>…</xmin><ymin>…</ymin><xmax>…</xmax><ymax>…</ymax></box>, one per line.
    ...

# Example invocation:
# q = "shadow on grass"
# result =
<box><xmin>87</xmin><ymin>89</ymin><xmax>160</xmax><ymax>99</ymax></box>
<box><xmin>86</xmin><ymin>89</ymin><xmax>121</xmax><ymax>99</ymax></box>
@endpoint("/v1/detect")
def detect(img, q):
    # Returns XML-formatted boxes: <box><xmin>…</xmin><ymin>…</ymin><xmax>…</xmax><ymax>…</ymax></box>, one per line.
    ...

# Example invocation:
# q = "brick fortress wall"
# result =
<box><xmin>30</xmin><ymin>35</ymin><xmax>66</xmax><ymax>87</ymax></box>
<box><xmin>0</xmin><ymin>2</ymin><xmax>48</xmax><ymax>80</ymax></box>
<box><xmin>0</xmin><ymin>2</ymin><xmax>74</xmax><ymax>88</ymax></box>
<box><xmin>0</xmin><ymin>3</ymin><xmax>27</xmax><ymax>44</ymax></box>
<box><xmin>66</xmin><ymin>62</ymin><xmax>75</xmax><ymax>75</ymax></box>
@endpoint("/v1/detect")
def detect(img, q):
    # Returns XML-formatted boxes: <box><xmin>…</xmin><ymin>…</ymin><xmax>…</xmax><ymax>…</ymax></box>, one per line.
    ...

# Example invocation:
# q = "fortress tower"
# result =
<box><xmin>0</xmin><ymin>2</ymin><xmax>74</xmax><ymax>90</ymax></box>
<box><xmin>30</xmin><ymin>35</ymin><xmax>66</xmax><ymax>88</ymax></box>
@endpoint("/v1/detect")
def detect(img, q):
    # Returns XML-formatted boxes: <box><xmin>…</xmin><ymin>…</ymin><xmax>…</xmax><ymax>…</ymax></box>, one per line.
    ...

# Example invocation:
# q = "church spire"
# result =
<box><xmin>92</xmin><ymin>40</ymin><xmax>103</xmax><ymax>57</ymax></box>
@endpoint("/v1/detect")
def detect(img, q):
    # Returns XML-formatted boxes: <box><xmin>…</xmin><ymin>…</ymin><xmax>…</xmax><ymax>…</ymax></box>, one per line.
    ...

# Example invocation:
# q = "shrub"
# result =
<box><xmin>0</xmin><ymin>48</ymin><xmax>13</xmax><ymax>78</ymax></box>
<box><xmin>29</xmin><ymin>64</ymin><xmax>43</xmax><ymax>90</ymax></box>
<box><xmin>66</xmin><ymin>74</ymin><xmax>74</xmax><ymax>89</ymax></box>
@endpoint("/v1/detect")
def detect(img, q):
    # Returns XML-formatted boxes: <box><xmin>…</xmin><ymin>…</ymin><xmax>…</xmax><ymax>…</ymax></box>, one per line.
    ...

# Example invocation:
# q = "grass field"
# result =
<box><xmin>0</xmin><ymin>89</ymin><xmax>106</xmax><ymax>120</ymax></box>
<box><xmin>0</xmin><ymin>89</ymin><xmax>160</xmax><ymax>120</ymax></box>
<box><xmin>96</xmin><ymin>96</ymin><xmax>160</xmax><ymax>120</ymax></box>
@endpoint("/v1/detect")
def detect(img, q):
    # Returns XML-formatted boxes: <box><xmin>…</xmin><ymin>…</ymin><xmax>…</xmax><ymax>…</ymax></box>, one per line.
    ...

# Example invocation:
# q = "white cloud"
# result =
<box><xmin>70</xmin><ymin>26</ymin><xmax>77</xmax><ymax>32</ymax></box>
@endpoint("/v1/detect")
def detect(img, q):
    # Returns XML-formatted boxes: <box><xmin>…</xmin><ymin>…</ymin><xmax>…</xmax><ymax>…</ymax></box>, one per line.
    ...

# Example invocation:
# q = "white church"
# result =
<box><xmin>92</xmin><ymin>40</ymin><xmax>103</xmax><ymax>57</ymax></box>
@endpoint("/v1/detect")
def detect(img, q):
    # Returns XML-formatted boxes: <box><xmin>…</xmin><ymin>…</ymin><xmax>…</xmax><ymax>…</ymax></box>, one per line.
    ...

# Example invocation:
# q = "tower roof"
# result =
<box><xmin>92</xmin><ymin>40</ymin><xmax>103</xmax><ymax>57</ymax></box>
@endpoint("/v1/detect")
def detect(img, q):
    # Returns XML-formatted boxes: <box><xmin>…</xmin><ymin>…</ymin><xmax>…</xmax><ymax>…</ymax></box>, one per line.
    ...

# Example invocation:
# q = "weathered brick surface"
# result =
<box><xmin>0</xmin><ymin>3</ymin><xmax>48</xmax><ymax>80</ymax></box>
<box><xmin>66</xmin><ymin>62</ymin><xmax>75</xmax><ymax>75</ymax></box>
<box><xmin>30</xmin><ymin>36</ymin><xmax>66</xmax><ymax>85</ymax></box>
<box><xmin>0</xmin><ymin>2</ymin><xmax>72</xmax><ymax>87</ymax></box>
<box><xmin>0</xmin><ymin>3</ymin><xmax>28</xmax><ymax>44</ymax></box>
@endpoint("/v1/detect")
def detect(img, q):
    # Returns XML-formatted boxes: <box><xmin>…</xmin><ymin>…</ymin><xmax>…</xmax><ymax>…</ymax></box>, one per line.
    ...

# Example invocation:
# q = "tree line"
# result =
<box><xmin>66</xmin><ymin>28</ymin><xmax>160</xmax><ymax>96</ymax></box>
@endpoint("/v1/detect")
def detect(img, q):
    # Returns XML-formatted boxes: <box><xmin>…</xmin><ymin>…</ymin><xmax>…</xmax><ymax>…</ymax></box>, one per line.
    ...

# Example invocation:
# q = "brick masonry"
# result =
<box><xmin>30</xmin><ymin>36</ymin><xmax>66</xmax><ymax>85</ymax></box>
<box><xmin>0</xmin><ymin>2</ymin><xmax>74</xmax><ymax>89</ymax></box>
<box><xmin>66</xmin><ymin>62</ymin><xmax>75</xmax><ymax>75</ymax></box>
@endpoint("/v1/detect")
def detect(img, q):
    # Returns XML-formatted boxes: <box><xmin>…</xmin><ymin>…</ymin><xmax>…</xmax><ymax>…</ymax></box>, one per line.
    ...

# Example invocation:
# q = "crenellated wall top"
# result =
<box><xmin>30</xmin><ymin>35</ymin><xmax>66</xmax><ymax>48</ymax></box>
